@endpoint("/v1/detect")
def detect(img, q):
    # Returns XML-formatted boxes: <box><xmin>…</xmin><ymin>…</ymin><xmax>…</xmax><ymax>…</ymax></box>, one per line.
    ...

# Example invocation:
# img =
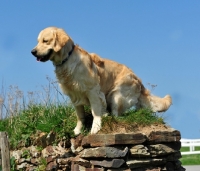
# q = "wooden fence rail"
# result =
<box><xmin>0</xmin><ymin>132</ymin><xmax>10</xmax><ymax>171</ymax></box>
<box><xmin>181</xmin><ymin>138</ymin><xmax>200</xmax><ymax>155</ymax></box>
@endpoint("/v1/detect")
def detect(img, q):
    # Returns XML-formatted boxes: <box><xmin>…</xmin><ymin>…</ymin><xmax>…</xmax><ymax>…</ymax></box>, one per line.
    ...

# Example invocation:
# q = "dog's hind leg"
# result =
<box><xmin>110</xmin><ymin>93</ymin><xmax>123</xmax><ymax>117</ymax></box>
<box><xmin>109</xmin><ymin>88</ymin><xmax>140</xmax><ymax>116</ymax></box>
<box><xmin>74</xmin><ymin>105</ymin><xmax>85</xmax><ymax>135</ymax></box>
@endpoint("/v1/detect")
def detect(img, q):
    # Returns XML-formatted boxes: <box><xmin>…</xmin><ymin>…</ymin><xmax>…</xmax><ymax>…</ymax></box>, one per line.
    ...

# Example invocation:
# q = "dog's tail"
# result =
<box><xmin>138</xmin><ymin>85</ymin><xmax>172</xmax><ymax>112</ymax></box>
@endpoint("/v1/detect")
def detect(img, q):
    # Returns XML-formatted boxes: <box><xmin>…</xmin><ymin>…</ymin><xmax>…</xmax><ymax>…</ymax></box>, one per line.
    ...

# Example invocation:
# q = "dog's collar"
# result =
<box><xmin>54</xmin><ymin>45</ymin><xmax>75</xmax><ymax>67</ymax></box>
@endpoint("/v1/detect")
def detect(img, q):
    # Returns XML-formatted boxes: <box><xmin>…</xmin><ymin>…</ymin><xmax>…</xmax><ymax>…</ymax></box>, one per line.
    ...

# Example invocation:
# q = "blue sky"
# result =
<box><xmin>0</xmin><ymin>1</ymin><xmax>200</xmax><ymax>138</ymax></box>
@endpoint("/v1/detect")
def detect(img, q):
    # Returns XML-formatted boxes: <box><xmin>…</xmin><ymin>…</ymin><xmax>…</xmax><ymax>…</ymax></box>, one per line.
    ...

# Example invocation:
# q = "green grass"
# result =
<box><xmin>180</xmin><ymin>154</ymin><xmax>200</xmax><ymax>165</ymax></box>
<box><xmin>181</xmin><ymin>146</ymin><xmax>200</xmax><ymax>152</ymax></box>
<box><xmin>0</xmin><ymin>104</ymin><xmax>77</xmax><ymax>149</ymax></box>
<box><xmin>180</xmin><ymin>147</ymin><xmax>200</xmax><ymax>165</ymax></box>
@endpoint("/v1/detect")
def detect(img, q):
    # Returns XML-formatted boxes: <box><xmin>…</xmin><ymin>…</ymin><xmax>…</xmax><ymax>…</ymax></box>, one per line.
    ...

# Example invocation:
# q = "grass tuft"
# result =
<box><xmin>0</xmin><ymin>103</ymin><xmax>77</xmax><ymax>149</ymax></box>
<box><xmin>99</xmin><ymin>108</ymin><xmax>165</xmax><ymax>134</ymax></box>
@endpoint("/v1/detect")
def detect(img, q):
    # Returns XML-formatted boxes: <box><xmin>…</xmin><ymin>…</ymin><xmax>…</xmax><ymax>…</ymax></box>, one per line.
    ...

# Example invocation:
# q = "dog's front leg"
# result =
<box><xmin>74</xmin><ymin>105</ymin><xmax>85</xmax><ymax>135</ymax></box>
<box><xmin>88</xmin><ymin>88</ymin><xmax>107</xmax><ymax>134</ymax></box>
<box><xmin>90</xmin><ymin>104</ymin><xmax>102</xmax><ymax>134</ymax></box>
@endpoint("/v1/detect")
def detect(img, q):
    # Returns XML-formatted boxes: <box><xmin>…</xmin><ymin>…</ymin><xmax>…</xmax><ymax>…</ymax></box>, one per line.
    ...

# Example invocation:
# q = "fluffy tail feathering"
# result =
<box><xmin>138</xmin><ymin>86</ymin><xmax>172</xmax><ymax>112</ymax></box>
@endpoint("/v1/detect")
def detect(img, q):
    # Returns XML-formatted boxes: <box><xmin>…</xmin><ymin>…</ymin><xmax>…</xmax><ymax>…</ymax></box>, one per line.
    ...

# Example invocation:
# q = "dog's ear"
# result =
<box><xmin>54</xmin><ymin>29</ymin><xmax>74</xmax><ymax>52</ymax></box>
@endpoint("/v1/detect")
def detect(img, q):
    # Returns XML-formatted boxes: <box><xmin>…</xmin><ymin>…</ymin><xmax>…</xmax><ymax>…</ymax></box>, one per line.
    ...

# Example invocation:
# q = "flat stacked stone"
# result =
<box><xmin>10</xmin><ymin>128</ymin><xmax>185</xmax><ymax>171</ymax></box>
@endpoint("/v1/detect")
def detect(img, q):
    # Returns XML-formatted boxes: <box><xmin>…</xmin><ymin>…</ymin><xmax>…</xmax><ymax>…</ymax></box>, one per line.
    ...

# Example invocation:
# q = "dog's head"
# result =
<box><xmin>31</xmin><ymin>27</ymin><xmax>74</xmax><ymax>63</ymax></box>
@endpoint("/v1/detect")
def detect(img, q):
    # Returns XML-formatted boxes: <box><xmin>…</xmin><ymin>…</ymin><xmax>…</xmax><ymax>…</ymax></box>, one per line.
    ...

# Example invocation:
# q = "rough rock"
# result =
<box><xmin>90</xmin><ymin>159</ymin><xmax>125</xmax><ymax>168</ymax></box>
<box><xmin>148</xmin><ymin>144</ymin><xmax>177</xmax><ymax>156</ymax></box>
<box><xmin>29</xmin><ymin>145</ymin><xmax>41</xmax><ymax>158</ymax></box>
<box><xmin>72</xmin><ymin>156</ymin><xmax>91</xmax><ymax>168</ymax></box>
<box><xmin>147</xmin><ymin>128</ymin><xmax>181</xmax><ymax>143</ymax></box>
<box><xmin>46</xmin><ymin>161</ymin><xmax>58</xmax><ymax>171</ymax></box>
<box><xmin>80</xmin><ymin>147</ymin><xmax>128</xmax><ymax>158</ymax></box>
<box><xmin>127</xmin><ymin>158</ymin><xmax>164</xmax><ymax>169</ymax></box>
<box><xmin>11</xmin><ymin>150</ymin><xmax>23</xmax><ymax>160</ymax></box>
<box><xmin>32</xmin><ymin>132</ymin><xmax>47</xmax><ymax>148</ymax></box>
<box><xmin>82</xmin><ymin>133</ymin><xmax>146</xmax><ymax>147</ymax></box>
<box><xmin>130</xmin><ymin>145</ymin><xmax>150</xmax><ymax>157</ymax></box>
<box><xmin>73</xmin><ymin>164</ymin><xmax>105</xmax><ymax>171</ymax></box>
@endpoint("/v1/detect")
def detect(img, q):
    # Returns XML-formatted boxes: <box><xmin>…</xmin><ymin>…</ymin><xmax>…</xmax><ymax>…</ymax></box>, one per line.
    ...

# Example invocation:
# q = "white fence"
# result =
<box><xmin>181</xmin><ymin>138</ymin><xmax>200</xmax><ymax>155</ymax></box>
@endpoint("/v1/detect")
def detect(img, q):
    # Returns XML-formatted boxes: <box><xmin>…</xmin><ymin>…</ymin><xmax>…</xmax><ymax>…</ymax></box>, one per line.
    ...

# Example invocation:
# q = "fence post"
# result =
<box><xmin>0</xmin><ymin>132</ymin><xmax>10</xmax><ymax>171</ymax></box>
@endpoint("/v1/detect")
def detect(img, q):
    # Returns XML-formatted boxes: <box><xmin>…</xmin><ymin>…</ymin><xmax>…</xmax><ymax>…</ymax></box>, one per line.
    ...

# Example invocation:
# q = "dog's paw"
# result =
<box><xmin>74</xmin><ymin>127</ymin><xmax>81</xmax><ymax>135</ymax></box>
<box><xmin>91</xmin><ymin>117</ymin><xmax>101</xmax><ymax>134</ymax></box>
<box><xmin>91</xmin><ymin>126</ymin><xmax>101</xmax><ymax>134</ymax></box>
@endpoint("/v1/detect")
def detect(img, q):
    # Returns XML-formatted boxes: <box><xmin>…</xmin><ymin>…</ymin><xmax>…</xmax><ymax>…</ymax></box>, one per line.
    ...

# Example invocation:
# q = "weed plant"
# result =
<box><xmin>0</xmin><ymin>77</ymin><xmax>77</xmax><ymax>149</ymax></box>
<box><xmin>100</xmin><ymin>108</ymin><xmax>165</xmax><ymax>134</ymax></box>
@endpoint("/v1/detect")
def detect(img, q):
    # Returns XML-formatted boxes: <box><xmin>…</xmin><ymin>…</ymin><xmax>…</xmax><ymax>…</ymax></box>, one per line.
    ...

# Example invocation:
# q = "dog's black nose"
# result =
<box><xmin>31</xmin><ymin>49</ymin><xmax>37</xmax><ymax>55</ymax></box>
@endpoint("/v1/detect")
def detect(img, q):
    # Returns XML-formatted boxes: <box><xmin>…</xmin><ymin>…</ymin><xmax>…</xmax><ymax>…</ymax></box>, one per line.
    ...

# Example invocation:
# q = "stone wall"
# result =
<box><xmin>10</xmin><ymin>128</ymin><xmax>186</xmax><ymax>171</ymax></box>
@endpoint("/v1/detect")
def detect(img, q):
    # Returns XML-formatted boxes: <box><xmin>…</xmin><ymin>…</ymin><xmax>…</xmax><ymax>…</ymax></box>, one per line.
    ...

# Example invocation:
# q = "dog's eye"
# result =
<box><xmin>43</xmin><ymin>39</ymin><xmax>48</xmax><ymax>43</ymax></box>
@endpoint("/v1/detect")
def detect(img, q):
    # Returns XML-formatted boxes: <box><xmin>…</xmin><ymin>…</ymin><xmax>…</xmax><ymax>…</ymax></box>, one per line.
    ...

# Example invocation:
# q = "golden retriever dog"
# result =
<box><xmin>31</xmin><ymin>27</ymin><xmax>172</xmax><ymax>135</ymax></box>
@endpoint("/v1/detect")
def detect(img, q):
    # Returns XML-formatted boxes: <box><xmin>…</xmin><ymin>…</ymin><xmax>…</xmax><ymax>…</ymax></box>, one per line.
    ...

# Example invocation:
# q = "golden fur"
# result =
<box><xmin>31</xmin><ymin>27</ymin><xmax>172</xmax><ymax>134</ymax></box>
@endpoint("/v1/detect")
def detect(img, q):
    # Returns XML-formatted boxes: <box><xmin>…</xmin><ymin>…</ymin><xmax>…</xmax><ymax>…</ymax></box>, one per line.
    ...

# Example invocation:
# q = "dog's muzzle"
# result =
<box><xmin>31</xmin><ymin>48</ymin><xmax>53</xmax><ymax>62</ymax></box>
